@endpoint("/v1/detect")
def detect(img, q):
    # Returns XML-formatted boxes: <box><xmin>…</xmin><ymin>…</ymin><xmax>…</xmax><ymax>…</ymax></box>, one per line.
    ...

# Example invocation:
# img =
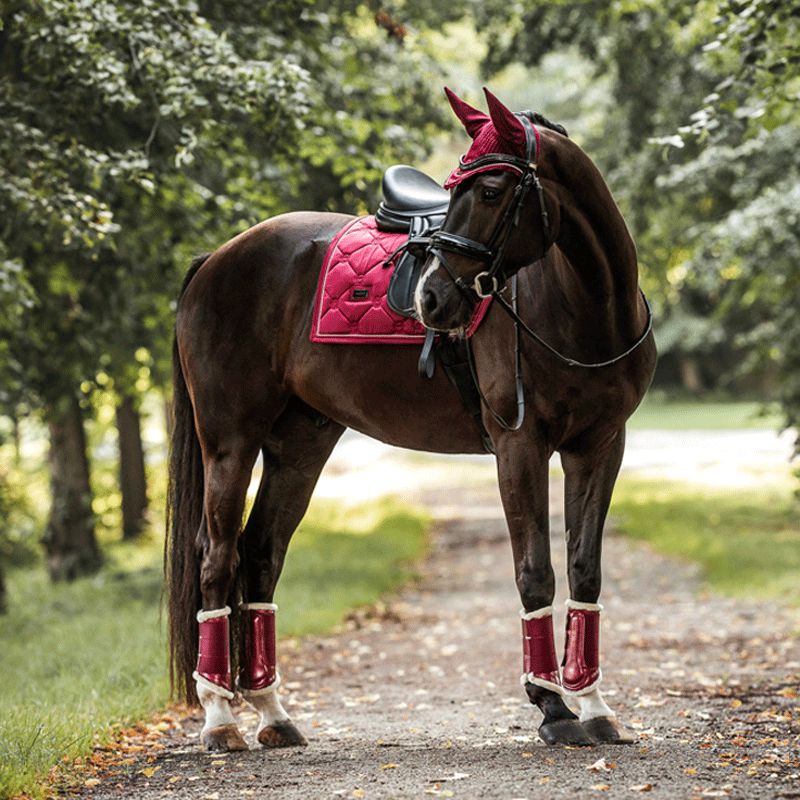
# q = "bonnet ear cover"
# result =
<box><xmin>483</xmin><ymin>87</ymin><xmax>528</xmax><ymax>157</ymax></box>
<box><xmin>444</xmin><ymin>87</ymin><xmax>490</xmax><ymax>139</ymax></box>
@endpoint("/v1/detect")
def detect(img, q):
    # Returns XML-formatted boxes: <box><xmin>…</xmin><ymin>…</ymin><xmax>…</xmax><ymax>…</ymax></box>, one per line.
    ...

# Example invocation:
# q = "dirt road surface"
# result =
<box><xmin>65</xmin><ymin>437</ymin><xmax>799</xmax><ymax>800</ymax></box>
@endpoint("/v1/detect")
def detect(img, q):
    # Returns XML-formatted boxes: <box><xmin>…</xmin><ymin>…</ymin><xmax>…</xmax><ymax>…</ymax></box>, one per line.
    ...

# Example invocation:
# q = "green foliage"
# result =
<box><xmin>0</xmin><ymin>1</ymin><xmax>452</xmax><ymax>576</ymax></box>
<box><xmin>0</xmin><ymin>0</ymin><xmax>453</xmax><ymax>416</ymax></box>
<box><xmin>612</xmin><ymin>477</ymin><xmax>800</xmax><ymax>602</ymax></box>
<box><xmin>0</xmin><ymin>496</ymin><xmax>427</xmax><ymax>800</ymax></box>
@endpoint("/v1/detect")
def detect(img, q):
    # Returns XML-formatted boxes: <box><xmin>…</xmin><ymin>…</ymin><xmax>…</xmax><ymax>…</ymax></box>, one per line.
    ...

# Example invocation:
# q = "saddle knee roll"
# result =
<box><xmin>239</xmin><ymin>602</ymin><xmax>279</xmax><ymax>695</ymax></box>
<box><xmin>562</xmin><ymin>599</ymin><xmax>602</xmax><ymax>695</ymax></box>
<box><xmin>520</xmin><ymin>606</ymin><xmax>561</xmax><ymax>692</ymax></box>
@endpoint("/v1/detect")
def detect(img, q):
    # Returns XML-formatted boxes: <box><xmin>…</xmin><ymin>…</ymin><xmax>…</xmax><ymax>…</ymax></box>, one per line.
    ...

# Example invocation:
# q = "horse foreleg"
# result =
<box><xmin>239</xmin><ymin>406</ymin><xmax>345</xmax><ymax>748</ymax></box>
<box><xmin>195</xmin><ymin>441</ymin><xmax>260</xmax><ymax>752</ymax></box>
<box><xmin>561</xmin><ymin>429</ymin><xmax>635</xmax><ymax>744</ymax></box>
<box><xmin>496</xmin><ymin>436</ymin><xmax>594</xmax><ymax>746</ymax></box>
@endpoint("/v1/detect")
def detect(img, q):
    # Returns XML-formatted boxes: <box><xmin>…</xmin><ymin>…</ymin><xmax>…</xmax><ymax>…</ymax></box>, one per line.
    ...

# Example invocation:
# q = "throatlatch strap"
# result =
<box><xmin>562</xmin><ymin>600</ymin><xmax>602</xmax><ymax>695</ymax></box>
<box><xmin>240</xmin><ymin>603</ymin><xmax>279</xmax><ymax>694</ymax></box>
<box><xmin>520</xmin><ymin>607</ymin><xmax>561</xmax><ymax>692</ymax></box>
<box><xmin>194</xmin><ymin>606</ymin><xmax>233</xmax><ymax>699</ymax></box>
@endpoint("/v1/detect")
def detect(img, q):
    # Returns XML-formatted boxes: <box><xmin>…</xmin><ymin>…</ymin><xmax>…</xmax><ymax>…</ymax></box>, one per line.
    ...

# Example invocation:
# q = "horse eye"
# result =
<box><xmin>482</xmin><ymin>187</ymin><xmax>500</xmax><ymax>202</ymax></box>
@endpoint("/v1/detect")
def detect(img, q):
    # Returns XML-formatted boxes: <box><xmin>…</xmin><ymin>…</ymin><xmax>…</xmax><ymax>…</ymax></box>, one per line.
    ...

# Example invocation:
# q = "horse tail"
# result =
<box><xmin>165</xmin><ymin>253</ymin><xmax>210</xmax><ymax>705</ymax></box>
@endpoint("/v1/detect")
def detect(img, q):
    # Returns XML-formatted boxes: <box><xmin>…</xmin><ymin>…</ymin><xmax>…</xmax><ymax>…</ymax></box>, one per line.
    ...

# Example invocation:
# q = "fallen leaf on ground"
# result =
<box><xmin>630</xmin><ymin>784</ymin><xmax>653</xmax><ymax>793</ymax></box>
<box><xmin>140</xmin><ymin>766</ymin><xmax>160</xmax><ymax>778</ymax></box>
<box><xmin>591</xmin><ymin>784</ymin><xmax>611</xmax><ymax>791</ymax></box>
<box><xmin>381</xmin><ymin>763</ymin><xmax>398</xmax><ymax>769</ymax></box>
<box><xmin>587</xmin><ymin>758</ymin><xmax>612</xmax><ymax>772</ymax></box>
<box><xmin>84</xmin><ymin>778</ymin><xmax>101</xmax><ymax>788</ymax></box>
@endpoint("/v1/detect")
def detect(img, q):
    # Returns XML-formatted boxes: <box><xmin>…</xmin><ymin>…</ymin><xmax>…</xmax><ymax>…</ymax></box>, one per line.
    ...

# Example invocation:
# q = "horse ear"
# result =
<box><xmin>444</xmin><ymin>87</ymin><xmax>489</xmax><ymax>139</ymax></box>
<box><xmin>483</xmin><ymin>87</ymin><xmax>527</xmax><ymax>154</ymax></box>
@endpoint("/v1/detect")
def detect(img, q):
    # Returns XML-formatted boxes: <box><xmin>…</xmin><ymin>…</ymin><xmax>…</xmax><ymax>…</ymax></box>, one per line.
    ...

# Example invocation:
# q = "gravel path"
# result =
<box><xmin>65</xmin><ymin>453</ymin><xmax>799</xmax><ymax>800</ymax></box>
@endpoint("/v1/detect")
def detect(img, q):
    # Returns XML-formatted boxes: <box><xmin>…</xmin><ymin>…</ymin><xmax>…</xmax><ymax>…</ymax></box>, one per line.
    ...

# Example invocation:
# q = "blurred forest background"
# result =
<box><xmin>2</xmin><ymin>0</ymin><xmax>798</xmax><ymax>594</ymax></box>
<box><xmin>0</xmin><ymin>0</ymin><xmax>798</xmax><ymax>794</ymax></box>
<box><xmin>0</xmin><ymin>0</ymin><xmax>800</xmax><ymax>605</ymax></box>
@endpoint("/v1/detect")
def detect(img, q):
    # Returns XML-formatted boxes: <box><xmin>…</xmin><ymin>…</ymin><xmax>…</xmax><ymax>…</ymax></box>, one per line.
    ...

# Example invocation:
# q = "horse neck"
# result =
<box><xmin>539</xmin><ymin>137</ymin><xmax>644</xmax><ymax>341</ymax></box>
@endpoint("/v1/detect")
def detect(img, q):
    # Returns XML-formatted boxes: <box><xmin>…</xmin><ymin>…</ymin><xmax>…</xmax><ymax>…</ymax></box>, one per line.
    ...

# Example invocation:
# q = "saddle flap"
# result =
<box><xmin>386</xmin><ymin>216</ymin><xmax>427</xmax><ymax>318</ymax></box>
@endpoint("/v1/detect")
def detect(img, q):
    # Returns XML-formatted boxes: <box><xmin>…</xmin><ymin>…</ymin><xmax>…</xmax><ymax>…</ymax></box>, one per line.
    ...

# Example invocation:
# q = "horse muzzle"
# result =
<box><xmin>414</xmin><ymin>256</ymin><xmax>475</xmax><ymax>332</ymax></box>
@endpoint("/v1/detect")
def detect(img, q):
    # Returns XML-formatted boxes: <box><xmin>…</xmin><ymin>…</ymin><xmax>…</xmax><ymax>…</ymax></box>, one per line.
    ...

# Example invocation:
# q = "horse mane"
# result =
<box><xmin>520</xmin><ymin>111</ymin><xmax>569</xmax><ymax>139</ymax></box>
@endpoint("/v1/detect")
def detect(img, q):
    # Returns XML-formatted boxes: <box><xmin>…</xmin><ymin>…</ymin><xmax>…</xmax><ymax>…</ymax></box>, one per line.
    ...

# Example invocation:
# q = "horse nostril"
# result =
<box><xmin>423</xmin><ymin>289</ymin><xmax>438</xmax><ymax>314</ymax></box>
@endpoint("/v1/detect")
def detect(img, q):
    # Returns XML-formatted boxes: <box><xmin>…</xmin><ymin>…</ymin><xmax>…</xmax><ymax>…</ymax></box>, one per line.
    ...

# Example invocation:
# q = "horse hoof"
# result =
<box><xmin>257</xmin><ymin>720</ymin><xmax>308</xmax><ymax>748</ymax></box>
<box><xmin>582</xmin><ymin>716</ymin><xmax>637</xmax><ymax>744</ymax></box>
<box><xmin>202</xmin><ymin>724</ymin><xmax>249</xmax><ymax>752</ymax></box>
<box><xmin>539</xmin><ymin>718</ymin><xmax>596</xmax><ymax>746</ymax></box>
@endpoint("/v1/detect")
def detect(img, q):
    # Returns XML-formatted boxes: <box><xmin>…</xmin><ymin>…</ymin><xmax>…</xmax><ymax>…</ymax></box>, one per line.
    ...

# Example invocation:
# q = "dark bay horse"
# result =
<box><xmin>166</xmin><ymin>87</ymin><xmax>656</xmax><ymax>752</ymax></box>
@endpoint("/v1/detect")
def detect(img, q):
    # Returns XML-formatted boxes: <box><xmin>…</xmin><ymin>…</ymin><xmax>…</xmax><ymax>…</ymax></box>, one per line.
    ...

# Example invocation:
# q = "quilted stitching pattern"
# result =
<box><xmin>311</xmin><ymin>216</ymin><xmax>427</xmax><ymax>344</ymax></box>
<box><xmin>310</xmin><ymin>215</ymin><xmax>491</xmax><ymax>345</ymax></box>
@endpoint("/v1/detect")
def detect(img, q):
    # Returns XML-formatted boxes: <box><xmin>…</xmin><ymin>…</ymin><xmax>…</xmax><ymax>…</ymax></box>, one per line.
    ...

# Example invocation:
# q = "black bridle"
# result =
<box><xmin>424</xmin><ymin>113</ymin><xmax>653</xmax><ymax>432</ymax></box>
<box><xmin>428</xmin><ymin>114</ymin><xmax>552</xmax><ymax>302</ymax></box>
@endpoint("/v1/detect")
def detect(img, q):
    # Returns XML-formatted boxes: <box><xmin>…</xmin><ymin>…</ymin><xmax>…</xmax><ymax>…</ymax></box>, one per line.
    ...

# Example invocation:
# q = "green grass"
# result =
<box><xmin>0</xmin><ymin>497</ymin><xmax>427</xmax><ymax>800</ymax></box>
<box><xmin>611</xmin><ymin>477</ymin><xmax>800</xmax><ymax>603</ymax></box>
<box><xmin>627</xmin><ymin>397</ymin><xmax>783</xmax><ymax>430</ymax></box>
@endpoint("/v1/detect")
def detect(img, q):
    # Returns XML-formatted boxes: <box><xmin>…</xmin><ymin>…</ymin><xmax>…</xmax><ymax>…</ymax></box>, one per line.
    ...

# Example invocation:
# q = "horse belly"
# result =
<box><xmin>288</xmin><ymin>342</ymin><xmax>487</xmax><ymax>455</ymax></box>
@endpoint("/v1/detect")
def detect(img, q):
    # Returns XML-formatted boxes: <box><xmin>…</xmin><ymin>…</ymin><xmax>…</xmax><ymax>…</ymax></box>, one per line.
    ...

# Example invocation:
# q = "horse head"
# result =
<box><xmin>415</xmin><ymin>88</ymin><xmax>556</xmax><ymax>333</ymax></box>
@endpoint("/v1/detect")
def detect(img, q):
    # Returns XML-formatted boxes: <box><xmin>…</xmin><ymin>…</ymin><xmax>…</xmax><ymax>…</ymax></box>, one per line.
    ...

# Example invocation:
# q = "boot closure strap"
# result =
<box><xmin>240</xmin><ymin>604</ymin><xmax>279</xmax><ymax>694</ymax></box>
<box><xmin>562</xmin><ymin>600</ymin><xmax>602</xmax><ymax>695</ymax></box>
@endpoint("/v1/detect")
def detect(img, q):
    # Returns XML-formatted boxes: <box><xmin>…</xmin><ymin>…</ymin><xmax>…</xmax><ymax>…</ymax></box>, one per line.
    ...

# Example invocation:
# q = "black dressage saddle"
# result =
<box><xmin>375</xmin><ymin>164</ymin><xmax>449</xmax><ymax>231</ymax></box>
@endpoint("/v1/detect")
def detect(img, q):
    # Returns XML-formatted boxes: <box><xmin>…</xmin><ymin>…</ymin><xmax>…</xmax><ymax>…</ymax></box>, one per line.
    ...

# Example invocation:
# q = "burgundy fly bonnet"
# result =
<box><xmin>443</xmin><ymin>87</ymin><xmax>541</xmax><ymax>190</ymax></box>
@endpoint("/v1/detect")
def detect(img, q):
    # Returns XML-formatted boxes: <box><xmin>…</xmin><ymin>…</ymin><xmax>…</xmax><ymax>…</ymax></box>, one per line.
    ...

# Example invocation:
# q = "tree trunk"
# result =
<box><xmin>12</xmin><ymin>415</ymin><xmax>21</xmax><ymax>468</ymax></box>
<box><xmin>679</xmin><ymin>356</ymin><xmax>705</xmax><ymax>394</ymax></box>
<box><xmin>0</xmin><ymin>561</ymin><xmax>7</xmax><ymax>614</ymax></box>
<box><xmin>44</xmin><ymin>396</ymin><xmax>101</xmax><ymax>581</ymax></box>
<box><xmin>116</xmin><ymin>394</ymin><xmax>148</xmax><ymax>539</ymax></box>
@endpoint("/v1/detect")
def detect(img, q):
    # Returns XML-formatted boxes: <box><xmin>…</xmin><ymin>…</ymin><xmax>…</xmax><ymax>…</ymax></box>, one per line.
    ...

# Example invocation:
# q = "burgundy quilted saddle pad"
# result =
<box><xmin>310</xmin><ymin>215</ymin><xmax>489</xmax><ymax>345</ymax></box>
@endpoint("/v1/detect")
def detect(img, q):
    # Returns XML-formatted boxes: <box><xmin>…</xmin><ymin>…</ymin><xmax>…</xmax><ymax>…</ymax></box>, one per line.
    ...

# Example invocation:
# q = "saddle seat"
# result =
<box><xmin>375</xmin><ymin>165</ymin><xmax>449</xmax><ymax>232</ymax></box>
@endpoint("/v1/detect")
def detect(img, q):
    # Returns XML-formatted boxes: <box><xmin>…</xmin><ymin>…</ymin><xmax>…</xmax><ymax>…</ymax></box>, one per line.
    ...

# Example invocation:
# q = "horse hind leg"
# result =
<box><xmin>195</xmin><ymin>435</ymin><xmax>263</xmax><ymax>752</ymax></box>
<box><xmin>561</xmin><ymin>429</ymin><xmax>636</xmax><ymax>744</ymax></box>
<box><xmin>238</xmin><ymin>401</ymin><xmax>345</xmax><ymax>748</ymax></box>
